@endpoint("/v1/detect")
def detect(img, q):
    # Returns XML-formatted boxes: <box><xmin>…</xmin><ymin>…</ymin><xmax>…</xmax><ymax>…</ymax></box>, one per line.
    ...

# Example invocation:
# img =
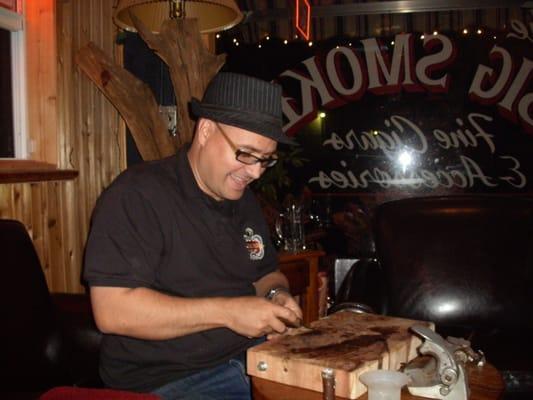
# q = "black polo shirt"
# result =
<box><xmin>83</xmin><ymin>147</ymin><xmax>277</xmax><ymax>392</ymax></box>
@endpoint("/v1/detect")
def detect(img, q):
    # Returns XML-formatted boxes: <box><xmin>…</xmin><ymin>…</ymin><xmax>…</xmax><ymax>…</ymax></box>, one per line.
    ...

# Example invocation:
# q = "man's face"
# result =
<box><xmin>194</xmin><ymin>120</ymin><xmax>278</xmax><ymax>201</ymax></box>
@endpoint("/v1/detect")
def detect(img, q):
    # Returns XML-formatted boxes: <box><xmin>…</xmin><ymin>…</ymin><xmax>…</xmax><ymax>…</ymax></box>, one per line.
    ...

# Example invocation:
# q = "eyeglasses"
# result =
<box><xmin>216</xmin><ymin>122</ymin><xmax>278</xmax><ymax>168</ymax></box>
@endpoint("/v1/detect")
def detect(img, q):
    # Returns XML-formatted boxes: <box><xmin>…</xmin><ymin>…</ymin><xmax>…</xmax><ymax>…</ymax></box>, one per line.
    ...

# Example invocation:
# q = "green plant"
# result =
<box><xmin>252</xmin><ymin>146</ymin><xmax>308</xmax><ymax>205</ymax></box>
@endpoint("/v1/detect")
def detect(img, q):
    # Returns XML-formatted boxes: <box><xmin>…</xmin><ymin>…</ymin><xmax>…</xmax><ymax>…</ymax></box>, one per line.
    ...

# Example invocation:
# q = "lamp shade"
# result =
<box><xmin>113</xmin><ymin>0</ymin><xmax>243</xmax><ymax>33</ymax></box>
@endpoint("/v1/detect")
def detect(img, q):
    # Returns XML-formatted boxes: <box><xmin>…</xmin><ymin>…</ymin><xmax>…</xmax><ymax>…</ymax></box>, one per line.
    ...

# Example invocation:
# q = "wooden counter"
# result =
<box><xmin>251</xmin><ymin>362</ymin><xmax>504</xmax><ymax>400</ymax></box>
<box><xmin>248</xmin><ymin>309</ymin><xmax>504</xmax><ymax>400</ymax></box>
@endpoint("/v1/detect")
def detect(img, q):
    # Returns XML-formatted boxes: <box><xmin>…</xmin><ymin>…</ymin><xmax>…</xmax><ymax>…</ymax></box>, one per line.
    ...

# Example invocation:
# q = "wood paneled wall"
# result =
<box><xmin>26</xmin><ymin>0</ymin><xmax>58</xmax><ymax>164</ymax></box>
<box><xmin>0</xmin><ymin>0</ymin><xmax>123</xmax><ymax>293</ymax></box>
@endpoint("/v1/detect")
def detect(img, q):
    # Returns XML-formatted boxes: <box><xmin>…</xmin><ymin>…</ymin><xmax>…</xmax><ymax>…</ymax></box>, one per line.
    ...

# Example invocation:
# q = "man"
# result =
<box><xmin>83</xmin><ymin>72</ymin><xmax>302</xmax><ymax>400</ymax></box>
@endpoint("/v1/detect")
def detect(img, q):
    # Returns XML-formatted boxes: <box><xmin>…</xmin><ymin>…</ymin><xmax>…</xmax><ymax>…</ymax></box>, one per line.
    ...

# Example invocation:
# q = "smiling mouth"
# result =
<box><xmin>230</xmin><ymin>173</ymin><xmax>252</xmax><ymax>189</ymax></box>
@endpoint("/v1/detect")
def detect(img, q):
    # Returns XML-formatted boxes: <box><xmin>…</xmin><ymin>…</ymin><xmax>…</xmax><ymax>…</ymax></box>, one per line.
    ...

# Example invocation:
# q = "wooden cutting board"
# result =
<box><xmin>247</xmin><ymin>312</ymin><xmax>434</xmax><ymax>399</ymax></box>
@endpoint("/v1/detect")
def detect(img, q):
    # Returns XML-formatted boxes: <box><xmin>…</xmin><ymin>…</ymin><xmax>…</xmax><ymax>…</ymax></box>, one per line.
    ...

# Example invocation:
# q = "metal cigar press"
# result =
<box><xmin>402</xmin><ymin>325</ymin><xmax>486</xmax><ymax>400</ymax></box>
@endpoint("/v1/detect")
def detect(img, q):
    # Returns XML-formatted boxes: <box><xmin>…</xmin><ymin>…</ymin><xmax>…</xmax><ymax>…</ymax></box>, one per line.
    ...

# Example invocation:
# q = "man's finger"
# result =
<box><xmin>279</xmin><ymin>316</ymin><xmax>302</xmax><ymax>328</ymax></box>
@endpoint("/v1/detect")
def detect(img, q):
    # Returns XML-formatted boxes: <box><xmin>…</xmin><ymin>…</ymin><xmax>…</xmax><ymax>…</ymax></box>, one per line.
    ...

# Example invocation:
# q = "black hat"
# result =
<box><xmin>190</xmin><ymin>72</ymin><xmax>296</xmax><ymax>145</ymax></box>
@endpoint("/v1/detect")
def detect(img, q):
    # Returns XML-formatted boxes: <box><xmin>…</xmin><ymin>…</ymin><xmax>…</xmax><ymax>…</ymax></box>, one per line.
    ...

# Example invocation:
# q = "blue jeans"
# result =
<box><xmin>151</xmin><ymin>355</ymin><xmax>251</xmax><ymax>400</ymax></box>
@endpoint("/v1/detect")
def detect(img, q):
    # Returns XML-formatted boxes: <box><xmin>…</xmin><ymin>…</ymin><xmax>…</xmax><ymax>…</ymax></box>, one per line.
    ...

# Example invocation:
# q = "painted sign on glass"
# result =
<box><xmin>277</xmin><ymin>20</ymin><xmax>532</xmax><ymax>196</ymax></box>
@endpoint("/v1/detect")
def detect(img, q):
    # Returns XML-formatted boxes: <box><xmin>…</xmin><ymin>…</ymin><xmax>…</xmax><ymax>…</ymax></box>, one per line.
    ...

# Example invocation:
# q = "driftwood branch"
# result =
<box><xmin>133</xmin><ymin>15</ymin><xmax>226</xmax><ymax>145</ymax></box>
<box><xmin>76</xmin><ymin>42</ymin><xmax>176</xmax><ymax>160</ymax></box>
<box><xmin>76</xmin><ymin>15</ymin><xmax>226</xmax><ymax>160</ymax></box>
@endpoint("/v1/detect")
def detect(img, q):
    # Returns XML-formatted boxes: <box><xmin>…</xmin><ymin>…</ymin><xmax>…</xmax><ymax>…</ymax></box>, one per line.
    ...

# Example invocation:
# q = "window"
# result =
<box><xmin>0</xmin><ymin>27</ymin><xmax>13</xmax><ymax>157</ymax></box>
<box><xmin>0</xmin><ymin>4</ymin><xmax>27</xmax><ymax>159</ymax></box>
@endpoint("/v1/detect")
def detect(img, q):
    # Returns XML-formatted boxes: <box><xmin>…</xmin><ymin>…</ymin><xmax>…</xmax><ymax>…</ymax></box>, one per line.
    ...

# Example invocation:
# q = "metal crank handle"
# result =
<box><xmin>322</xmin><ymin>368</ymin><xmax>336</xmax><ymax>400</ymax></box>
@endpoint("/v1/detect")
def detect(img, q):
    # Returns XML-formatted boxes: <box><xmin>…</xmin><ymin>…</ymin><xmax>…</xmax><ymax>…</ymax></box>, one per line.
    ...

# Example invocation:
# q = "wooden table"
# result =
<box><xmin>279</xmin><ymin>250</ymin><xmax>325</xmax><ymax>325</ymax></box>
<box><xmin>251</xmin><ymin>362</ymin><xmax>505</xmax><ymax>400</ymax></box>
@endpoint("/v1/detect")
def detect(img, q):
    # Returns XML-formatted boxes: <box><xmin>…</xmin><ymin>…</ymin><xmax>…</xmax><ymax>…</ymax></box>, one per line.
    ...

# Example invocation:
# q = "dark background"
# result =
<box><xmin>122</xmin><ymin>25</ymin><xmax>533</xmax><ymax>258</ymax></box>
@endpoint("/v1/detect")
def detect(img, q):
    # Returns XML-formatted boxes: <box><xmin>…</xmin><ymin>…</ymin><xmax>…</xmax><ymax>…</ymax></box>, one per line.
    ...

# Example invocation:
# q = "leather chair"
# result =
<box><xmin>334</xmin><ymin>195</ymin><xmax>533</xmax><ymax>399</ymax></box>
<box><xmin>0</xmin><ymin>219</ymin><xmax>102</xmax><ymax>399</ymax></box>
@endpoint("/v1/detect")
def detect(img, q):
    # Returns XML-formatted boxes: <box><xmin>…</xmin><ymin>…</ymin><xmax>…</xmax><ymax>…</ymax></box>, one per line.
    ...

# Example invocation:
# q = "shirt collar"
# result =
<box><xmin>176</xmin><ymin>146</ymin><xmax>203</xmax><ymax>199</ymax></box>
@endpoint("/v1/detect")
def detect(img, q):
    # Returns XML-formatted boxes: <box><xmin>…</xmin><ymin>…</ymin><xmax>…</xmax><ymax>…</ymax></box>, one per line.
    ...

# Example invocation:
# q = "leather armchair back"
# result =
<box><xmin>335</xmin><ymin>195</ymin><xmax>533</xmax><ymax>378</ymax></box>
<box><xmin>0</xmin><ymin>219</ymin><xmax>102</xmax><ymax>397</ymax></box>
<box><xmin>373</xmin><ymin>195</ymin><xmax>533</xmax><ymax>334</ymax></box>
<box><xmin>0</xmin><ymin>219</ymin><xmax>64</xmax><ymax>389</ymax></box>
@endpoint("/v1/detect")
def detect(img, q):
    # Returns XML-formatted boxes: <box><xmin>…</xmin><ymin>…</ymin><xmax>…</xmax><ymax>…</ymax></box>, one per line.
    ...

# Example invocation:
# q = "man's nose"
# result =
<box><xmin>245</xmin><ymin>162</ymin><xmax>264</xmax><ymax>179</ymax></box>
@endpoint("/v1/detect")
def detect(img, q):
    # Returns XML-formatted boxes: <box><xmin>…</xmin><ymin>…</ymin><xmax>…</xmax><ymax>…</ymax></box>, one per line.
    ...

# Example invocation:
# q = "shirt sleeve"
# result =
<box><xmin>83</xmin><ymin>184</ymin><xmax>164</xmax><ymax>288</ymax></box>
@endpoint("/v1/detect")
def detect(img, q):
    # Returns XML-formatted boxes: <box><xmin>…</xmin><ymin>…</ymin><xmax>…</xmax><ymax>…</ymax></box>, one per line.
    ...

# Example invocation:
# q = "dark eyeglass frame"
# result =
<box><xmin>216</xmin><ymin>122</ymin><xmax>278</xmax><ymax>168</ymax></box>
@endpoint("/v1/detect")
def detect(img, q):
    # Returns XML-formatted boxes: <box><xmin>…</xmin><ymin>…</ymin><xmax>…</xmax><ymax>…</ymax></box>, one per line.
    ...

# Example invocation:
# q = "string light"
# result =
<box><xmin>221</xmin><ymin>25</ymin><xmax>497</xmax><ymax>51</ymax></box>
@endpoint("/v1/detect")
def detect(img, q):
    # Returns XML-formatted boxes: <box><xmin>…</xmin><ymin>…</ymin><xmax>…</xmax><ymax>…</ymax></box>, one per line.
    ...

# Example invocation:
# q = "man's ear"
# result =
<box><xmin>196</xmin><ymin>118</ymin><xmax>215</xmax><ymax>147</ymax></box>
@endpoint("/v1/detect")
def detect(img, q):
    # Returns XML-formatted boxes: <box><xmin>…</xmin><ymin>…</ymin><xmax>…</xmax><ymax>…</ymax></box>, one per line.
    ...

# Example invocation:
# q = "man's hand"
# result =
<box><xmin>269</xmin><ymin>289</ymin><xmax>303</xmax><ymax>323</ymax></box>
<box><xmin>222</xmin><ymin>296</ymin><xmax>302</xmax><ymax>338</ymax></box>
<box><xmin>266</xmin><ymin>290</ymin><xmax>304</xmax><ymax>340</ymax></box>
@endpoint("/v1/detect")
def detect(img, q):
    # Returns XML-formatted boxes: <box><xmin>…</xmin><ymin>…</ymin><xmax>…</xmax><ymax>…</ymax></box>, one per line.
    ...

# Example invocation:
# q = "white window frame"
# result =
<box><xmin>0</xmin><ymin>4</ymin><xmax>28</xmax><ymax>159</ymax></box>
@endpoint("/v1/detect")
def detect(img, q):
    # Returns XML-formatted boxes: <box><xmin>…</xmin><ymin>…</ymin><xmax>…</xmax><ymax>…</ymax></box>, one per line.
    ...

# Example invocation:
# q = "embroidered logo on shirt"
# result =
<box><xmin>243</xmin><ymin>228</ymin><xmax>265</xmax><ymax>260</ymax></box>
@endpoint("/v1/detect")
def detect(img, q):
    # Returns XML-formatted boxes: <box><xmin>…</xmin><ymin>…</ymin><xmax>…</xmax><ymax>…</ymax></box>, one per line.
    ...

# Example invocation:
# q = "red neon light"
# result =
<box><xmin>295</xmin><ymin>0</ymin><xmax>311</xmax><ymax>41</ymax></box>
